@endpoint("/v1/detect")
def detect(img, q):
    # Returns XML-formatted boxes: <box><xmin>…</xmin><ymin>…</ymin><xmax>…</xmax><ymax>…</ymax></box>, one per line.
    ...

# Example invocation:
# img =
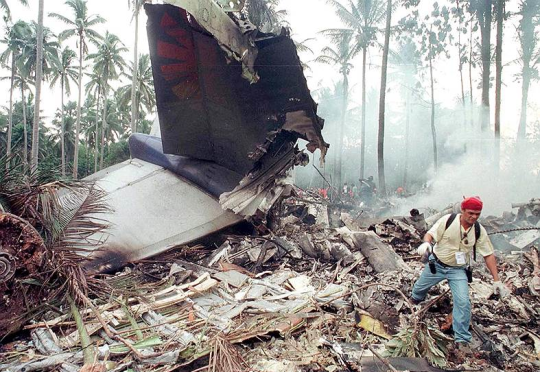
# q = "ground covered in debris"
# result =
<box><xmin>1</xmin><ymin>196</ymin><xmax>539</xmax><ymax>372</ymax></box>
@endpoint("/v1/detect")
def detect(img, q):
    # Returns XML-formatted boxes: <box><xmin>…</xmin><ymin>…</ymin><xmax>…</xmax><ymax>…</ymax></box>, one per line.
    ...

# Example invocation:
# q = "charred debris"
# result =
<box><xmin>1</xmin><ymin>1</ymin><xmax>540</xmax><ymax>372</ymax></box>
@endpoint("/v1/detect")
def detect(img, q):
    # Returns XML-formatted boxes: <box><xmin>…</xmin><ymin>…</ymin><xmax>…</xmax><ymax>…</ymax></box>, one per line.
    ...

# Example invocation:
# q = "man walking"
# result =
<box><xmin>411</xmin><ymin>196</ymin><xmax>509</xmax><ymax>347</ymax></box>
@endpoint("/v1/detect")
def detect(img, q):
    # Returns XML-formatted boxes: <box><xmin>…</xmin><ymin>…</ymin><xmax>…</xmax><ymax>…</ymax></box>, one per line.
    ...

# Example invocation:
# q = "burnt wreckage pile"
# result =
<box><xmin>1</xmin><ymin>194</ymin><xmax>540</xmax><ymax>372</ymax></box>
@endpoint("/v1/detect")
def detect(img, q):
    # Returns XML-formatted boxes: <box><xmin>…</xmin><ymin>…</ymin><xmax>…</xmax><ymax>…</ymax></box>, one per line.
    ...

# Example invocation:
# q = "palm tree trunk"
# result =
<box><xmin>479</xmin><ymin>0</ymin><xmax>492</xmax><ymax>132</ymax></box>
<box><xmin>31</xmin><ymin>0</ymin><xmax>44</xmax><ymax>173</ymax></box>
<box><xmin>517</xmin><ymin>2</ymin><xmax>533</xmax><ymax>139</ymax></box>
<box><xmin>61</xmin><ymin>81</ymin><xmax>66</xmax><ymax>176</ymax></box>
<box><xmin>494</xmin><ymin>0</ymin><xmax>503</xmax><ymax>171</ymax></box>
<box><xmin>458</xmin><ymin>10</ymin><xmax>466</xmax><ymax>131</ymax></box>
<box><xmin>429</xmin><ymin>52</ymin><xmax>438</xmax><ymax>171</ymax></box>
<box><xmin>518</xmin><ymin>68</ymin><xmax>531</xmax><ymax>139</ymax></box>
<box><xmin>94</xmin><ymin>88</ymin><xmax>101</xmax><ymax>173</ymax></box>
<box><xmin>469</xmin><ymin>20</ymin><xmax>474</xmax><ymax>129</ymax></box>
<box><xmin>6</xmin><ymin>56</ymin><xmax>15</xmax><ymax>163</ymax></box>
<box><xmin>134</xmin><ymin>94</ymin><xmax>140</xmax><ymax>131</ymax></box>
<box><xmin>360</xmin><ymin>46</ymin><xmax>367</xmax><ymax>180</ymax></box>
<box><xmin>336</xmin><ymin>73</ymin><xmax>348</xmax><ymax>193</ymax></box>
<box><xmin>73</xmin><ymin>36</ymin><xmax>83</xmax><ymax>179</ymax></box>
<box><xmin>130</xmin><ymin>5</ymin><xmax>139</xmax><ymax>134</ymax></box>
<box><xmin>100</xmin><ymin>91</ymin><xmax>108</xmax><ymax>170</ymax></box>
<box><xmin>403</xmin><ymin>89</ymin><xmax>410</xmax><ymax>189</ymax></box>
<box><xmin>22</xmin><ymin>83</ymin><xmax>28</xmax><ymax>168</ymax></box>
<box><xmin>377</xmin><ymin>0</ymin><xmax>392</xmax><ymax>196</ymax></box>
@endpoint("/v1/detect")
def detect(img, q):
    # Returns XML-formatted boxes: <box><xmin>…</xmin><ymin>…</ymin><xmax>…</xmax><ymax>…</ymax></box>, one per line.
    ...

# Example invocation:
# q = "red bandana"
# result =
<box><xmin>461</xmin><ymin>196</ymin><xmax>483</xmax><ymax>211</ymax></box>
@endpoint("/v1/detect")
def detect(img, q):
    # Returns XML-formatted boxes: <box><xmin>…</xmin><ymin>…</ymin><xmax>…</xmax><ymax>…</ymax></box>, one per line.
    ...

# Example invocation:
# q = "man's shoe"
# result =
<box><xmin>450</xmin><ymin>342</ymin><xmax>474</xmax><ymax>364</ymax></box>
<box><xmin>410</xmin><ymin>297</ymin><xmax>423</xmax><ymax>305</ymax></box>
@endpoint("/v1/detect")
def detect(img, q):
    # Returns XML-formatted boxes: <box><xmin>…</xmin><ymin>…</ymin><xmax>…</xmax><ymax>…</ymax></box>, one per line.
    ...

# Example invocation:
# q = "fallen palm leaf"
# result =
<box><xmin>384</xmin><ymin>324</ymin><xmax>452</xmax><ymax>368</ymax></box>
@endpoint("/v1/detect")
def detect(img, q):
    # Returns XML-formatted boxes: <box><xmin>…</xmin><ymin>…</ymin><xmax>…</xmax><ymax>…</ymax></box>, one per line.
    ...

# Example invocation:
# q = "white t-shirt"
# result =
<box><xmin>427</xmin><ymin>214</ymin><xmax>494</xmax><ymax>266</ymax></box>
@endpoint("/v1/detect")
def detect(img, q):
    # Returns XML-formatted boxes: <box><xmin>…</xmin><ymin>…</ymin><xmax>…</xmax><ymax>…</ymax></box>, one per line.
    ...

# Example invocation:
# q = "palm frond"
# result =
<box><xmin>57</xmin><ymin>29</ymin><xmax>76</xmax><ymax>42</ymax></box>
<box><xmin>315</xmin><ymin>54</ymin><xmax>337</xmax><ymax>65</ymax></box>
<box><xmin>48</xmin><ymin>12</ymin><xmax>75</xmax><ymax>26</ymax></box>
<box><xmin>49</xmin><ymin>183</ymin><xmax>110</xmax><ymax>253</ymax></box>
<box><xmin>87</xmin><ymin>15</ymin><xmax>106</xmax><ymax>27</ymax></box>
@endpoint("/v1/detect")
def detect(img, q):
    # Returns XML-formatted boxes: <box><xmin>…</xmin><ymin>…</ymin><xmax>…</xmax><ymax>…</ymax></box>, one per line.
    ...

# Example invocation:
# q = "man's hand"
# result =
<box><xmin>417</xmin><ymin>242</ymin><xmax>432</xmax><ymax>256</ymax></box>
<box><xmin>493</xmin><ymin>281</ymin><xmax>510</xmax><ymax>298</ymax></box>
<box><xmin>417</xmin><ymin>242</ymin><xmax>432</xmax><ymax>262</ymax></box>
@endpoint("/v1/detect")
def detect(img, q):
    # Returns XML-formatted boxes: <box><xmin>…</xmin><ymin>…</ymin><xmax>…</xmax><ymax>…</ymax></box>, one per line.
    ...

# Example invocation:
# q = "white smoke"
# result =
<box><xmin>393</xmin><ymin>134</ymin><xmax>540</xmax><ymax>217</ymax></box>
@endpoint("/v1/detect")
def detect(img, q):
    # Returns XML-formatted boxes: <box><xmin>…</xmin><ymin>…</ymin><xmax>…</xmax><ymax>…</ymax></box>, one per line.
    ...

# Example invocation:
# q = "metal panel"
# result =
<box><xmin>82</xmin><ymin>159</ymin><xmax>242</xmax><ymax>273</ymax></box>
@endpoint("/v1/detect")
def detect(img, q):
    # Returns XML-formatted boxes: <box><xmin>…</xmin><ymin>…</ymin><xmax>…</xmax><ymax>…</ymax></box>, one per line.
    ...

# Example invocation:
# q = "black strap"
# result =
<box><xmin>473</xmin><ymin>221</ymin><xmax>480</xmax><ymax>261</ymax></box>
<box><xmin>443</xmin><ymin>213</ymin><xmax>480</xmax><ymax>262</ymax></box>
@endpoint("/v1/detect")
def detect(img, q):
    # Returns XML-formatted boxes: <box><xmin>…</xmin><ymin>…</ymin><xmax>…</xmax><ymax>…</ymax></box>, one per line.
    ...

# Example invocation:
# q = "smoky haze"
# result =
<box><xmin>291</xmin><ymin>0</ymin><xmax>540</xmax><ymax>218</ymax></box>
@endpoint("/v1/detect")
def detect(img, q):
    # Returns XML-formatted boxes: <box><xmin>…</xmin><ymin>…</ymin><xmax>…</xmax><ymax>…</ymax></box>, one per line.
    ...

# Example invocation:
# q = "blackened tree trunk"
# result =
<box><xmin>377</xmin><ymin>0</ymin><xmax>392</xmax><ymax>196</ymax></box>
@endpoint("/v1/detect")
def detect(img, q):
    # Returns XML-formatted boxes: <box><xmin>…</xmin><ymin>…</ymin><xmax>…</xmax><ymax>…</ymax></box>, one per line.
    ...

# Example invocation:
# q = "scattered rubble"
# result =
<box><xmin>2</xmin><ymin>194</ymin><xmax>539</xmax><ymax>372</ymax></box>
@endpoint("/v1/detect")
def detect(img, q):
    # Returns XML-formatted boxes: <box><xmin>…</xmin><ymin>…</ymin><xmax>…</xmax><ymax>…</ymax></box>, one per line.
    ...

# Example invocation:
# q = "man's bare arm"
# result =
<box><xmin>484</xmin><ymin>254</ymin><xmax>500</xmax><ymax>282</ymax></box>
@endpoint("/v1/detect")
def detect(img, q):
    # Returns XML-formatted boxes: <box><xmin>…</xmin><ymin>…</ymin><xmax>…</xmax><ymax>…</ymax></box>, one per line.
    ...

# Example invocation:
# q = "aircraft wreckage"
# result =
<box><xmin>58</xmin><ymin>0</ymin><xmax>327</xmax><ymax>273</ymax></box>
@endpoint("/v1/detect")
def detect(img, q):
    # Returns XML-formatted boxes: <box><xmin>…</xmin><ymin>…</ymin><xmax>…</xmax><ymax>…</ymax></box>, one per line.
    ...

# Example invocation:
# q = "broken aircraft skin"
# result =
<box><xmin>77</xmin><ymin>1</ymin><xmax>327</xmax><ymax>273</ymax></box>
<box><xmin>145</xmin><ymin>1</ymin><xmax>327</xmax><ymax>177</ymax></box>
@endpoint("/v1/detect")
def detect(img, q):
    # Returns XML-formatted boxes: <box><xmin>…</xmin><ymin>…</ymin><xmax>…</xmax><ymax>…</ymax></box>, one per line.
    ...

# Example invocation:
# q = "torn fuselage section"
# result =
<box><xmin>145</xmin><ymin>2</ymin><xmax>328</xmax><ymax>219</ymax></box>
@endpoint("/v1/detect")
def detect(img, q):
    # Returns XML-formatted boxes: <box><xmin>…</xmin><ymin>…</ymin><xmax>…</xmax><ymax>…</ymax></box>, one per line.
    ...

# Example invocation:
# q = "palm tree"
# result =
<box><xmin>245</xmin><ymin>0</ymin><xmax>287</xmax><ymax>32</ymax></box>
<box><xmin>0</xmin><ymin>20</ymin><xmax>31</xmax><ymax>162</ymax></box>
<box><xmin>87</xmin><ymin>31</ymin><xmax>127</xmax><ymax>170</ymax></box>
<box><xmin>118</xmin><ymin>53</ymin><xmax>155</xmax><ymax>133</ymax></box>
<box><xmin>79</xmin><ymin>94</ymin><xmax>98</xmax><ymax>175</ymax></box>
<box><xmin>1</xmin><ymin>72</ymin><xmax>34</xmax><ymax>166</ymax></box>
<box><xmin>17</xmin><ymin>22</ymin><xmax>59</xmax><ymax>78</ymax></box>
<box><xmin>49</xmin><ymin>0</ymin><xmax>105</xmax><ymax>179</ymax></box>
<box><xmin>14</xmin><ymin>72</ymin><xmax>33</xmax><ymax>167</ymax></box>
<box><xmin>316</xmin><ymin>33</ymin><xmax>355</xmax><ymax>192</ymax></box>
<box><xmin>103</xmin><ymin>96</ymin><xmax>124</xmax><ymax>143</ymax></box>
<box><xmin>30</xmin><ymin>0</ymin><xmax>44</xmax><ymax>172</ymax></box>
<box><xmin>377</xmin><ymin>0</ymin><xmax>392</xmax><ymax>195</ymax></box>
<box><xmin>50</xmin><ymin>47</ymin><xmax>78</xmax><ymax>176</ymax></box>
<box><xmin>325</xmin><ymin>0</ymin><xmax>386</xmax><ymax>180</ymax></box>
<box><xmin>0</xmin><ymin>0</ymin><xmax>28</xmax><ymax>20</ymax></box>
<box><xmin>8</xmin><ymin>94</ymin><xmax>34</xmax><ymax>163</ymax></box>
<box><xmin>128</xmin><ymin>0</ymin><xmax>145</xmax><ymax>134</ymax></box>
<box><xmin>50</xmin><ymin>100</ymin><xmax>77</xmax><ymax>168</ymax></box>
<box><xmin>16</xmin><ymin>21</ymin><xmax>59</xmax><ymax>172</ymax></box>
